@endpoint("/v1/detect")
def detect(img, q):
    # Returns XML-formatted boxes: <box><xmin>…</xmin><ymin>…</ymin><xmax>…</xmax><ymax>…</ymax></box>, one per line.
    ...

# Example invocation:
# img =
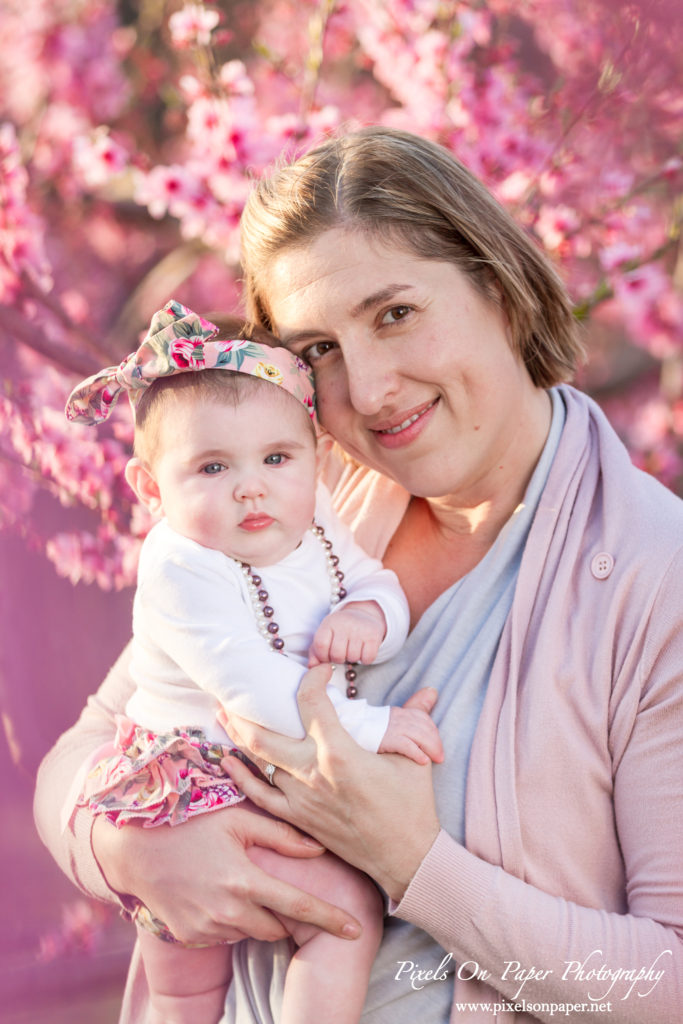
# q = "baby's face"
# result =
<box><xmin>150</xmin><ymin>389</ymin><xmax>318</xmax><ymax>566</ymax></box>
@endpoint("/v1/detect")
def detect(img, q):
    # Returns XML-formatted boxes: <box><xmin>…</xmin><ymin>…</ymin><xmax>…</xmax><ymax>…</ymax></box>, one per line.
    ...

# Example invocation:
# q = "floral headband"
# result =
<box><xmin>65</xmin><ymin>299</ymin><xmax>317</xmax><ymax>428</ymax></box>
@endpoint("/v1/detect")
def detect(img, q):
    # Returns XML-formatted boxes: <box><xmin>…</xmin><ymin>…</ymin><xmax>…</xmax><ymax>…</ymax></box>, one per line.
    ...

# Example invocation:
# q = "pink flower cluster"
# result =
<box><xmin>0</xmin><ymin>124</ymin><xmax>53</xmax><ymax>302</ymax></box>
<box><xmin>169</xmin><ymin>3</ymin><xmax>221</xmax><ymax>49</ymax></box>
<box><xmin>39</xmin><ymin>898</ymin><xmax>114</xmax><ymax>961</ymax></box>
<box><xmin>1</xmin><ymin>0</ymin><xmax>681</xmax><ymax>591</ymax></box>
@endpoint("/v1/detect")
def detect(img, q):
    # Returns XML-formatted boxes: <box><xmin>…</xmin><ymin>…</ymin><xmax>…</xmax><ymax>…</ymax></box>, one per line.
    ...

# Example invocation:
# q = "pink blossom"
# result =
<box><xmin>134</xmin><ymin>165</ymin><xmax>202</xmax><ymax>219</ymax></box>
<box><xmin>169</xmin><ymin>4</ymin><xmax>220</xmax><ymax>49</ymax></box>
<box><xmin>39</xmin><ymin>899</ymin><xmax>112</xmax><ymax>961</ymax></box>
<box><xmin>612</xmin><ymin>264</ymin><xmax>668</xmax><ymax>319</ymax></box>
<box><xmin>219</xmin><ymin>60</ymin><xmax>255</xmax><ymax>97</ymax></box>
<box><xmin>73</xmin><ymin>130</ymin><xmax>129</xmax><ymax>188</ymax></box>
<box><xmin>535</xmin><ymin>205</ymin><xmax>580</xmax><ymax>252</ymax></box>
<box><xmin>0</xmin><ymin>123</ymin><xmax>53</xmax><ymax>298</ymax></box>
<box><xmin>599</xmin><ymin>242</ymin><xmax>642</xmax><ymax>272</ymax></box>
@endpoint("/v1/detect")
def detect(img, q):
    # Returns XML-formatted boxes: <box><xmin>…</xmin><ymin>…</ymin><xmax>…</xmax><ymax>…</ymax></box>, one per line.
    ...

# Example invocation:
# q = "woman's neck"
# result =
<box><xmin>431</xmin><ymin>386</ymin><xmax>552</xmax><ymax>535</ymax></box>
<box><xmin>383</xmin><ymin>388</ymin><xmax>553</xmax><ymax>625</ymax></box>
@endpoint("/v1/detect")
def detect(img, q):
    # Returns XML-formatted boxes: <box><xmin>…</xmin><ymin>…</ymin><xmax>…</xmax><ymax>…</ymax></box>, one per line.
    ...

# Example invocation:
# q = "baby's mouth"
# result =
<box><xmin>239</xmin><ymin>514</ymin><xmax>274</xmax><ymax>531</ymax></box>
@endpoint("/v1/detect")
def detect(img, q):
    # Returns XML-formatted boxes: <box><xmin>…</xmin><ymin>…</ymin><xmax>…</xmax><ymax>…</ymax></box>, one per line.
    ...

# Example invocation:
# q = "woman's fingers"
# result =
<box><xmin>227</xmin><ymin>801</ymin><xmax>362</xmax><ymax>939</ymax></box>
<box><xmin>93</xmin><ymin>797</ymin><xmax>362</xmax><ymax>946</ymax></box>
<box><xmin>234</xmin><ymin>803</ymin><xmax>324</xmax><ymax>853</ymax></box>
<box><xmin>243</xmin><ymin>857</ymin><xmax>362</xmax><ymax>939</ymax></box>
<box><xmin>224</xmin><ymin>714</ymin><xmax>310</xmax><ymax>771</ymax></box>
<box><xmin>223</xmin><ymin>754</ymin><xmax>290</xmax><ymax>816</ymax></box>
<box><xmin>222</xmin><ymin>664</ymin><xmax>343</xmax><ymax>773</ymax></box>
<box><xmin>296</xmin><ymin>663</ymin><xmax>353</xmax><ymax>736</ymax></box>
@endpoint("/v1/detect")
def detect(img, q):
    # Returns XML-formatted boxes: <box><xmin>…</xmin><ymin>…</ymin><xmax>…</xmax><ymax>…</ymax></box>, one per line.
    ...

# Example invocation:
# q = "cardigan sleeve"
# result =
<box><xmin>33</xmin><ymin>643</ymin><xmax>135</xmax><ymax>904</ymax></box>
<box><xmin>393</xmin><ymin>550</ymin><xmax>683</xmax><ymax>1022</ymax></box>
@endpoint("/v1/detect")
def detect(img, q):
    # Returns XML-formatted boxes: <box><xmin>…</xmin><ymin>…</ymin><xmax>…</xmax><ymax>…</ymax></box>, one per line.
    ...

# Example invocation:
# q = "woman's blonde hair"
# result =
<box><xmin>240</xmin><ymin>126</ymin><xmax>584</xmax><ymax>388</ymax></box>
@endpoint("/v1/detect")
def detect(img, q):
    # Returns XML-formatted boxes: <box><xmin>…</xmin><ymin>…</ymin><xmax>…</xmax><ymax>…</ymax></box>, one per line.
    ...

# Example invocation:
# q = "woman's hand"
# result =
<box><xmin>220</xmin><ymin>665</ymin><xmax>442</xmax><ymax>904</ymax></box>
<box><xmin>92</xmin><ymin>802</ymin><xmax>363</xmax><ymax>946</ymax></box>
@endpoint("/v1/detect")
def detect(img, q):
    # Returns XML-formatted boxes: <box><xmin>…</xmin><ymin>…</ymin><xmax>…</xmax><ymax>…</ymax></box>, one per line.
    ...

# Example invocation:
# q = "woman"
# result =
<box><xmin>35</xmin><ymin>127</ymin><xmax>683</xmax><ymax>1022</ymax></box>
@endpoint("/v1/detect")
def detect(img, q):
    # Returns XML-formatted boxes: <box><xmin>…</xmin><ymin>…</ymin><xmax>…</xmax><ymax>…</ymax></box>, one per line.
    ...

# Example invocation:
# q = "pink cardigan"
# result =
<box><xmin>34</xmin><ymin>386</ymin><xmax>683</xmax><ymax>1022</ymax></box>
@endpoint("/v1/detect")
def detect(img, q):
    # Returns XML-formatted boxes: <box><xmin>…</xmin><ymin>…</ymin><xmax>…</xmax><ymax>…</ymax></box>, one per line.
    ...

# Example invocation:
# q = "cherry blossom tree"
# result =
<box><xmin>1</xmin><ymin>0</ymin><xmax>681</xmax><ymax>591</ymax></box>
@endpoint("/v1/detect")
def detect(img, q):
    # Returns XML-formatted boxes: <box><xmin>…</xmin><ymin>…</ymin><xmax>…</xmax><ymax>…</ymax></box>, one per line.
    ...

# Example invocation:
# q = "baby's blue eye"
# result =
<box><xmin>264</xmin><ymin>453</ymin><xmax>285</xmax><ymax>465</ymax></box>
<box><xmin>202</xmin><ymin>462</ymin><xmax>225</xmax><ymax>475</ymax></box>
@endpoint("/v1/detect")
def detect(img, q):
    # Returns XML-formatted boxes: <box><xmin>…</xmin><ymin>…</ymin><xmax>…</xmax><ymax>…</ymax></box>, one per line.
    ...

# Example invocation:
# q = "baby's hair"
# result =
<box><xmin>133</xmin><ymin>314</ymin><xmax>314</xmax><ymax>464</ymax></box>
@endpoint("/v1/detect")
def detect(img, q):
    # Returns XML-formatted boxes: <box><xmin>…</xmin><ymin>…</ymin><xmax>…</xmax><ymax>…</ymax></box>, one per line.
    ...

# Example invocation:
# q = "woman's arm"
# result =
<box><xmin>34</xmin><ymin>642</ymin><xmax>137</xmax><ymax>901</ymax></box>
<box><xmin>223</xmin><ymin>653</ymin><xmax>683</xmax><ymax>1022</ymax></box>
<box><xmin>33</xmin><ymin>645</ymin><xmax>368</xmax><ymax>945</ymax></box>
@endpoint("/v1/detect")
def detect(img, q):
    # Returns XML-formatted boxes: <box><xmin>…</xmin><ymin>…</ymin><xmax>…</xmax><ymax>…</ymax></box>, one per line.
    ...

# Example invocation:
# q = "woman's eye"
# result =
<box><xmin>264</xmin><ymin>453</ymin><xmax>286</xmax><ymax>465</ymax></box>
<box><xmin>201</xmin><ymin>462</ymin><xmax>225</xmax><ymax>475</ymax></box>
<box><xmin>303</xmin><ymin>340</ymin><xmax>336</xmax><ymax>362</ymax></box>
<box><xmin>381</xmin><ymin>305</ymin><xmax>411</xmax><ymax>325</ymax></box>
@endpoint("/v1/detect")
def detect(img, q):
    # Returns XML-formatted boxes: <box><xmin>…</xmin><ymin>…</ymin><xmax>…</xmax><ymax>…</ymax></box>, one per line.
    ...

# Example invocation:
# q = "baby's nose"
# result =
<box><xmin>234</xmin><ymin>474</ymin><xmax>266</xmax><ymax>500</ymax></box>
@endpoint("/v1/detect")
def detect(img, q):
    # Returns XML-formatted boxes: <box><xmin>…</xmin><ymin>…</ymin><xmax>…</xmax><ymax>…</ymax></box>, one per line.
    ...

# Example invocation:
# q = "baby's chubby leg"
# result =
<box><xmin>248</xmin><ymin>844</ymin><xmax>384</xmax><ymax>1024</ymax></box>
<box><xmin>137</xmin><ymin>925</ymin><xmax>232</xmax><ymax>1024</ymax></box>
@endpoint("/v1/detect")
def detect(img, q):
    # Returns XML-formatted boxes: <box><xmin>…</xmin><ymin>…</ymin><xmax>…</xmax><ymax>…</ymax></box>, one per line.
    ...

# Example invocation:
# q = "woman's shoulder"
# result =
<box><xmin>557</xmin><ymin>385</ymin><xmax>683</xmax><ymax>550</ymax></box>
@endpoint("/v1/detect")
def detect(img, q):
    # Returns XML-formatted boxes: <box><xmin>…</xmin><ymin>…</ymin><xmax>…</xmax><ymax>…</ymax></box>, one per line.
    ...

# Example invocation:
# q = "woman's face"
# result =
<box><xmin>264</xmin><ymin>228</ymin><xmax>547</xmax><ymax>503</ymax></box>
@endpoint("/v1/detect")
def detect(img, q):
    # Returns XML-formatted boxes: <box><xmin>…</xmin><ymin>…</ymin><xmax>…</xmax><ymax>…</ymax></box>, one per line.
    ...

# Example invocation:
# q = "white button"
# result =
<box><xmin>591</xmin><ymin>552</ymin><xmax>614</xmax><ymax>579</ymax></box>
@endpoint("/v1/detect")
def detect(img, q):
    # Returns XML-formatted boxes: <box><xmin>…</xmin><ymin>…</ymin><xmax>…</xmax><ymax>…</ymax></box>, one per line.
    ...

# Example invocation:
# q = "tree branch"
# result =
<box><xmin>0</xmin><ymin>305</ymin><xmax>102</xmax><ymax>378</ymax></box>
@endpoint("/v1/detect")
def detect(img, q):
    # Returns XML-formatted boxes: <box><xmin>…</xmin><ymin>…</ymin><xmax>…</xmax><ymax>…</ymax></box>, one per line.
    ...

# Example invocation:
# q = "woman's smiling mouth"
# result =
<box><xmin>372</xmin><ymin>399</ymin><xmax>439</xmax><ymax>445</ymax></box>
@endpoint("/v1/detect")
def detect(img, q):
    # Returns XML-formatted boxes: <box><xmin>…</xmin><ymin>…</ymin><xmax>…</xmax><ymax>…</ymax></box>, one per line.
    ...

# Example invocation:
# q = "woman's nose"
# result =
<box><xmin>343</xmin><ymin>344</ymin><xmax>399</xmax><ymax>415</ymax></box>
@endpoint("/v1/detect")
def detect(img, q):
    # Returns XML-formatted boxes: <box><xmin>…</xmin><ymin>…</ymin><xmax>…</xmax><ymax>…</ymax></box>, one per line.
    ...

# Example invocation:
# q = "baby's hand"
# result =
<box><xmin>378</xmin><ymin>707</ymin><xmax>444</xmax><ymax>766</ymax></box>
<box><xmin>309</xmin><ymin>600</ymin><xmax>387</xmax><ymax>667</ymax></box>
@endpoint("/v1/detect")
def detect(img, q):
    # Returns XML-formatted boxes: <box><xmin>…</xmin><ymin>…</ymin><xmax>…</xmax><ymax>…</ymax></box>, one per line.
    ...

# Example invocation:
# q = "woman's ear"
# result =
<box><xmin>125</xmin><ymin>457</ymin><xmax>163</xmax><ymax>516</ymax></box>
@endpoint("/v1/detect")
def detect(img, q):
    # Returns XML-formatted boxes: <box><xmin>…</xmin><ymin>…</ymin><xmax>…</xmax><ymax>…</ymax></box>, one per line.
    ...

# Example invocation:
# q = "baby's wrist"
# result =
<box><xmin>344</xmin><ymin>599</ymin><xmax>386</xmax><ymax>627</ymax></box>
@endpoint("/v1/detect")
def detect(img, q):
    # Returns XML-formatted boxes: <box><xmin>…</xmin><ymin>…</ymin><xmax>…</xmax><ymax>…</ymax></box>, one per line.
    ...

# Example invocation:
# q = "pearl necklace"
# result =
<box><xmin>238</xmin><ymin>523</ymin><xmax>359</xmax><ymax>697</ymax></box>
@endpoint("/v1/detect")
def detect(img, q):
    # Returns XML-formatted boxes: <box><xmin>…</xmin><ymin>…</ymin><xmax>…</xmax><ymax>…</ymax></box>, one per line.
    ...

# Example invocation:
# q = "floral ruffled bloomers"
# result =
<box><xmin>80</xmin><ymin>716</ymin><xmax>244</xmax><ymax>829</ymax></box>
<box><xmin>79</xmin><ymin>716</ymin><xmax>245</xmax><ymax>944</ymax></box>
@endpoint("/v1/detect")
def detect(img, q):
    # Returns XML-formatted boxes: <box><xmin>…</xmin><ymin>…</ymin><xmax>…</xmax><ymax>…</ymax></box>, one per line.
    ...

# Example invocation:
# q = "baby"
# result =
<box><xmin>64</xmin><ymin>300</ymin><xmax>442</xmax><ymax>1024</ymax></box>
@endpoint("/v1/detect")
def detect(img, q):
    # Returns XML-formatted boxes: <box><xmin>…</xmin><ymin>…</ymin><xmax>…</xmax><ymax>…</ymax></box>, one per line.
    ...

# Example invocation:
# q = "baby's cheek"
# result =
<box><xmin>183</xmin><ymin>506</ymin><xmax>232</xmax><ymax>551</ymax></box>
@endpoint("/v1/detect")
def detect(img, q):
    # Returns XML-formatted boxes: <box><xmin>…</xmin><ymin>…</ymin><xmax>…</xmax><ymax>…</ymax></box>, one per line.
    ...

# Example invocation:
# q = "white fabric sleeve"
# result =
<box><xmin>326</xmin><ymin>686</ymin><xmax>390</xmax><ymax>754</ymax></box>
<box><xmin>138</xmin><ymin>548</ymin><xmax>308</xmax><ymax>738</ymax></box>
<box><xmin>315</xmin><ymin>484</ymin><xmax>410</xmax><ymax>662</ymax></box>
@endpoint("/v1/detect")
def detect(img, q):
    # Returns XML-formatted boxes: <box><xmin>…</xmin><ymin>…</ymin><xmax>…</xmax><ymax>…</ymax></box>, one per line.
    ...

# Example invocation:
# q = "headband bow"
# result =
<box><xmin>65</xmin><ymin>299</ymin><xmax>317</xmax><ymax>428</ymax></box>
